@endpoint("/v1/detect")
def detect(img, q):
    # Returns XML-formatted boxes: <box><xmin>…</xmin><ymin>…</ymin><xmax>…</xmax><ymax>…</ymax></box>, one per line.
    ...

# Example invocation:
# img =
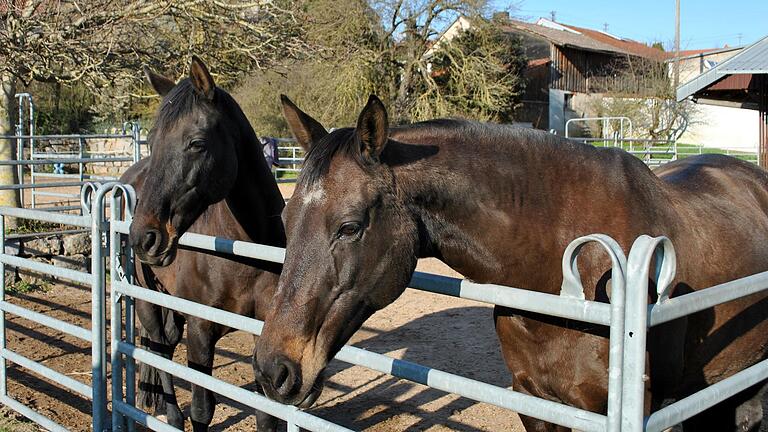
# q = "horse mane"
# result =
<box><xmin>299</xmin><ymin>117</ymin><xmax>569</xmax><ymax>187</ymax></box>
<box><xmin>154</xmin><ymin>78</ymin><xmax>239</xmax><ymax>131</ymax></box>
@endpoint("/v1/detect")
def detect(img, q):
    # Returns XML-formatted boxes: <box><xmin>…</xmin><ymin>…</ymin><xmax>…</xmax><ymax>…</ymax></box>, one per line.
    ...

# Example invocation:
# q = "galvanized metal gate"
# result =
<box><xmin>2</xmin><ymin>182</ymin><xmax>768</xmax><ymax>431</ymax></box>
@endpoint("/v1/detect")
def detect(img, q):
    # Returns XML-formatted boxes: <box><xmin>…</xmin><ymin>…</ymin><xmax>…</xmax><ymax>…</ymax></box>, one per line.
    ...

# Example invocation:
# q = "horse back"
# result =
<box><xmin>656</xmin><ymin>154</ymin><xmax>768</xmax><ymax>388</ymax></box>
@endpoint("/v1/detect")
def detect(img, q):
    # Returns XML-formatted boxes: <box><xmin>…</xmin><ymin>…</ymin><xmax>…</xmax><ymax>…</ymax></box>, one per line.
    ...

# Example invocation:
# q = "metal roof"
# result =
<box><xmin>677</xmin><ymin>35</ymin><xmax>768</xmax><ymax>101</ymax></box>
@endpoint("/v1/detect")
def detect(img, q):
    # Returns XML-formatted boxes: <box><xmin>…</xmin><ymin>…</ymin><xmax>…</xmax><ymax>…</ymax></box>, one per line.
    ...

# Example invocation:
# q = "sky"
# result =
<box><xmin>492</xmin><ymin>0</ymin><xmax>767</xmax><ymax>50</ymax></box>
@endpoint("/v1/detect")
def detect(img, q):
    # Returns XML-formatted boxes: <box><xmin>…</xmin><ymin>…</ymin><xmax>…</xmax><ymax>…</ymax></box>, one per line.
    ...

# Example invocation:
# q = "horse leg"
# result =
<box><xmin>186</xmin><ymin>317</ymin><xmax>223</xmax><ymax>432</ymax></box>
<box><xmin>252</xmin><ymin>340</ymin><xmax>279</xmax><ymax>432</ymax></box>
<box><xmin>136</xmin><ymin>299</ymin><xmax>186</xmax><ymax>428</ymax></box>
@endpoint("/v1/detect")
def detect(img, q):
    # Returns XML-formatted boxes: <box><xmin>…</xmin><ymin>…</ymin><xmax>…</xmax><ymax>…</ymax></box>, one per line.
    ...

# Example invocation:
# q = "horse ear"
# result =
<box><xmin>143</xmin><ymin>66</ymin><xmax>175</xmax><ymax>97</ymax></box>
<box><xmin>280</xmin><ymin>95</ymin><xmax>327</xmax><ymax>151</ymax></box>
<box><xmin>356</xmin><ymin>95</ymin><xmax>388</xmax><ymax>161</ymax></box>
<box><xmin>189</xmin><ymin>55</ymin><xmax>215</xmax><ymax>100</ymax></box>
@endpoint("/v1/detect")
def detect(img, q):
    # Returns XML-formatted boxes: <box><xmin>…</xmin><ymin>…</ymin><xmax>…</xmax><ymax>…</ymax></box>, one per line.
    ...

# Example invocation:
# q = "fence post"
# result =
<box><xmin>131</xmin><ymin>123</ymin><xmax>141</xmax><ymax>163</ymax></box>
<box><xmin>90</xmin><ymin>184</ymin><xmax>112</xmax><ymax>432</ymax></box>
<box><xmin>0</xmin><ymin>214</ymin><xmax>6</xmax><ymax>399</ymax></box>
<box><xmin>78</xmin><ymin>137</ymin><xmax>85</xmax><ymax>188</ymax></box>
<box><xmin>15</xmin><ymin>122</ymin><xmax>24</xmax><ymax>208</ymax></box>
<box><xmin>622</xmin><ymin>235</ymin><xmax>677</xmax><ymax>432</ymax></box>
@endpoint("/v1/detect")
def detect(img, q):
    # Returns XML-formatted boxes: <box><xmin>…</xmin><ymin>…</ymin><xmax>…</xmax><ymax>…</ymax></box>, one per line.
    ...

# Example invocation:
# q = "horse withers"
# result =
<box><xmin>253</xmin><ymin>95</ymin><xmax>768</xmax><ymax>431</ymax></box>
<box><xmin>120</xmin><ymin>57</ymin><xmax>285</xmax><ymax>431</ymax></box>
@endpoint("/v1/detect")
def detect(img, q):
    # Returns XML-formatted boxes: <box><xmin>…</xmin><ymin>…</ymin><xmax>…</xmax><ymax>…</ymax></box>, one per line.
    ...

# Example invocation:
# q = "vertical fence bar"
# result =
<box><xmin>91</xmin><ymin>188</ymin><xmax>108</xmax><ymax>432</ymax></box>
<box><xmin>0</xmin><ymin>214</ymin><xmax>6</xmax><ymax>398</ymax></box>
<box><xmin>15</xmin><ymin>122</ymin><xmax>24</xmax><ymax>208</ymax></box>
<box><xmin>622</xmin><ymin>242</ymin><xmax>650</xmax><ymax>432</ymax></box>
<box><xmin>622</xmin><ymin>236</ymin><xmax>675</xmax><ymax>432</ymax></box>
<box><xmin>111</xmin><ymin>191</ymin><xmax>125</xmax><ymax>432</ymax></box>
<box><xmin>79</xmin><ymin>137</ymin><xmax>85</xmax><ymax>182</ymax></box>
<box><xmin>132</xmin><ymin>123</ymin><xmax>141</xmax><ymax>163</ymax></box>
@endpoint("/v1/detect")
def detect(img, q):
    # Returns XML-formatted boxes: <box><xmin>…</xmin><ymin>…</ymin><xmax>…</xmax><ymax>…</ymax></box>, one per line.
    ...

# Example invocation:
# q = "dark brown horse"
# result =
<box><xmin>120</xmin><ymin>57</ymin><xmax>285</xmax><ymax>431</ymax></box>
<box><xmin>254</xmin><ymin>95</ymin><xmax>768</xmax><ymax>431</ymax></box>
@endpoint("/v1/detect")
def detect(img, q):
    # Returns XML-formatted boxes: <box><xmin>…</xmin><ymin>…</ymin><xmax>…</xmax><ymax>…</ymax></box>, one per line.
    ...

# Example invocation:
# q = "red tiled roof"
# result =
<box><xmin>559</xmin><ymin>23</ymin><xmax>666</xmax><ymax>60</ymax></box>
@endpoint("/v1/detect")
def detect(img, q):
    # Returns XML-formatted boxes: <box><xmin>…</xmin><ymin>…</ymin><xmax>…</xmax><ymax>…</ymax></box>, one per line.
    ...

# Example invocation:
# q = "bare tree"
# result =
<box><xmin>0</xmin><ymin>0</ymin><xmax>309</xmax><ymax>211</ymax></box>
<box><xmin>371</xmin><ymin>0</ymin><xmax>486</xmax><ymax>122</ymax></box>
<box><xmin>590</xmin><ymin>56</ymin><xmax>698</xmax><ymax>141</ymax></box>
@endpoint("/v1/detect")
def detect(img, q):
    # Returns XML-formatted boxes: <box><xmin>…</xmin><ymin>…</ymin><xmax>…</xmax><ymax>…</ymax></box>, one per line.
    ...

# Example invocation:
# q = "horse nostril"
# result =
<box><xmin>141</xmin><ymin>229</ymin><xmax>161</xmax><ymax>254</ymax></box>
<box><xmin>272</xmin><ymin>363</ymin><xmax>289</xmax><ymax>391</ymax></box>
<box><xmin>270</xmin><ymin>356</ymin><xmax>300</xmax><ymax>398</ymax></box>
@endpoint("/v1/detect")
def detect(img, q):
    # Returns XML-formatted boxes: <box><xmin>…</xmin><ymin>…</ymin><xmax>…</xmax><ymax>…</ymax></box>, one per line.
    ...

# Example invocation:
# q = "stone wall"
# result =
<box><xmin>4</xmin><ymin>232</ymin><xmax>91</xmax><ymax>286</ymax></box>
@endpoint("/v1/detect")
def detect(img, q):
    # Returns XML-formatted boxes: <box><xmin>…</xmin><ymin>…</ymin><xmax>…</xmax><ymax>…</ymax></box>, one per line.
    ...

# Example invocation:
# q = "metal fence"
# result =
<box><xmin>2</xmin><ymin>182</ymin><xmax>768</xmax><ymax>432</ymax></box>
<box><xmin>275</xmin><ymin>139</ymin><xmax>303</xmax><ymax>184</ymax></box>
<box><xmin>2</xmin><ymin>126</ymin><xmax>144</xmax><ymax>213</ymax></box>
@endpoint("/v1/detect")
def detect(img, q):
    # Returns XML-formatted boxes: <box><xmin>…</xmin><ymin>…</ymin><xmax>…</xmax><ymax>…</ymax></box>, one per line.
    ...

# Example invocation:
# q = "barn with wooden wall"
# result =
<box><xmin>500</xmin><ymin>18</ymin><xmax>663</xmax><ymax>134</ymax></box>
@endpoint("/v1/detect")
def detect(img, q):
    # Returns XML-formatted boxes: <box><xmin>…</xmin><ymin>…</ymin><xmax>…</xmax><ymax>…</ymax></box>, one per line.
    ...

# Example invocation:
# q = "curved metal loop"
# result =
<box><xmin>108</xmin><ymin>183</ymin><xmax>137</xmax><ymax>221</ymax></box>
<box><xmin>560</xmin><ymin>234</ymin><xmax>627</xmax><ymax>301</ymax></box>
<box><xmin>121</xmin><ymin>121</ymin><xmax>136</xmax><ymax>136</ymax></box>
<box><xmin>80</xmin><ymin>182</ymin><xmax>103</xmax><ymax>215</ymax></box>
<box><xmin>626</xmin><ymin>235</ymin><xmax>677</xmax><ymax>304</ymax></box>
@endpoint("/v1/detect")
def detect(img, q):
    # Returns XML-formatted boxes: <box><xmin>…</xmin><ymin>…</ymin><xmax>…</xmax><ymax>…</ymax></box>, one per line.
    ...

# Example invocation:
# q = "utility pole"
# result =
<box><xmin>674</xmin><ymin>0</ymin><xmax>681</xmax><ymax>89</ymax></box>
<box><xmin>603</xmin><ymin>23</ymin><xmax>609</xmax><ymax>33</ymax></box>
<box><xmin>550</xmin><ymin>10</ymin><xmax>556</xmax><ymax>22</ymax></box>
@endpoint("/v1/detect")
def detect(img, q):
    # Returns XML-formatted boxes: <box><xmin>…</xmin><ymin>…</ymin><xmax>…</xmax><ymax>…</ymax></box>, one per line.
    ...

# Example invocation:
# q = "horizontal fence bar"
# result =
<box><xmin>0</xmin><ymin>206</ymin><xmax>90</xmax><ymax>227</ymax></box>
<box><xmin>21</xmin><ymin>205</ymin><xmax>81</xmax><ymax>213</ymax></box>
<box><xmin>0</xmin><ymin>395</ymin><xmax>68</xmax><ymax>432</ymax></box>
<box><xmin>118</xmin><ymin>343</ymin><xmax>354</xmax><ymax>432</ymax></box>
<box><xmin>645</xmin><ymin>358</ymin><xmax>768</xmax><ymax>432</ymax></box>
<box><xmin>177</xmin><ymin>232</ymin><xmax>286</xmax><ymax>263</ymax></box>
<box><xmin>114</xmin><ymin>281</ymin><xmax>263</xmax><ymax>334</ymax></box>
<box><xmin>0</xmin><ymin>254</ymin><xmax>92</xmax><ymax>285</ymax></box>
<box><xmin>113</xmin><ymin>400</ymin><xmax>182</xmax><ymax>432</ymax></box>
<box><xmin>0</xmin><ymin>181</ymin><xmax>93</xmax><ymax>191</ymax></box>
<box><xmin>2</xmin><ymin>348</ymin><xmax>92</xmax><ymax>398</ymax></box>
<box><xmin>648</xmin><ymin>270</ymin><xmax>768</xmax><ymax>326</ymax></box>
<box><xmin>6</xmin><ymin>228</ymin><xmax>87</xmax><ymax>240</ymax></box>
<box><xmin>0</xmin><ymin>301</ymin><xmax>91</xmax><ymax>340</ymax></box>
<box><xmin>0</xmin><ymin>134</ymin><xmax>131</xmax><ymax>140</ymax></box>
<box><xmin>0</xmin><ymin>157</ymin><xmax>133</xmax><ymax>166</ymax></box>
<box><xmin>410</xmin><ymin>272</ymin><xmax>612</xmax><ymax>325</ymax></box>
<box><xmin>32</xmin><ymin>191</ymin><xmax>80</xmax><ymax>198</ymax></box>
<box><xmin>115</xmin><ymin>280</ymin><xmax>606</xmax><ymax>432</ymax></box>
<box><xmin>120</xmin><ymin>228</ymin><xmax>613</xmax><ymax>326</ymax></box>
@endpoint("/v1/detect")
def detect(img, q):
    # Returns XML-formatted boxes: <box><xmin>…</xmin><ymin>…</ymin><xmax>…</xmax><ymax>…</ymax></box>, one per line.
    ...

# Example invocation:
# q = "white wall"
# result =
<box><xmin>678</xmin><ymin>104</ymin><xmax>759</xmax><ymax>151</ymax></box>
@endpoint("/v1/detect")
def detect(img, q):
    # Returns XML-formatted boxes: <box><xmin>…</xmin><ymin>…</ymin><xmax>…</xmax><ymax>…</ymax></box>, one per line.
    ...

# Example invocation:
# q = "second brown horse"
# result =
<box><xmin>254</xmin><ymin>95</ymin><xmax>768</xmax><ymax>431</ymax></box>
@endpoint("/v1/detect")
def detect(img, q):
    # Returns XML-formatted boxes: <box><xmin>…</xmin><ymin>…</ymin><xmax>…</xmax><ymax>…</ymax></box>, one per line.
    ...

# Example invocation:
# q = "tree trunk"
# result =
<box><xmin>0</xmin><ymin>72</ymin><xmax>20</xmax><ymax>228</ymax></box>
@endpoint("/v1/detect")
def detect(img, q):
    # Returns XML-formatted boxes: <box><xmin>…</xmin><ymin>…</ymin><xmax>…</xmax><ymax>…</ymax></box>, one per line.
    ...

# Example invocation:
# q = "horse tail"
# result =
<box><xmin>137</xmin><ymin>325</ymin><xmax>165</xmax><ymax>412</ymax></box>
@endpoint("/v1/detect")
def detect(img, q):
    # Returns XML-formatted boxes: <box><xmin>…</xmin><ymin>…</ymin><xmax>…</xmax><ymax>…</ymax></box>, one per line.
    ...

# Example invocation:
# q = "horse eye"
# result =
<box><xmin>338</xmin><ymin>222</ymin><xmax>361</xmax><ymax>239</ymax></box>
<box><xmin>187</xmin><ymin>139</ymin><xmax>207</xmax><ymax>152</ymax></box>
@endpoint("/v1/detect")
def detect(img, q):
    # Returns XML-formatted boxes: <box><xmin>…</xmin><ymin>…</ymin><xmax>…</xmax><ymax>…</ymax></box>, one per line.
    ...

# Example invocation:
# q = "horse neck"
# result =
<box><xmin>393</xmin><ymin>130</ymin><xmax>662</xmax><ymax>289</ymax></box>
<box><xmin>212</xmin><ymin>117</ymin><xmax>285</xmax><ymax>248</ymax></box>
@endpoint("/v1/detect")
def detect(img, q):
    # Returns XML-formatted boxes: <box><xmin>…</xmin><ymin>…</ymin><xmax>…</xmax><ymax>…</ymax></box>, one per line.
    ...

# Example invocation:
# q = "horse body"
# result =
<box><xmin>254</xmin><ymin>96</ymin><xmax>768</xmax><ymax>431</ymax></box>
<box><xmin>390</xmin><ymin>124</ymin><xmax>768</xmax><ymax>428</ymax></box>
<box><xmin>123</xmin><ymin>58</ymin><xmax>285</xmax><ymax>431</ymax></box>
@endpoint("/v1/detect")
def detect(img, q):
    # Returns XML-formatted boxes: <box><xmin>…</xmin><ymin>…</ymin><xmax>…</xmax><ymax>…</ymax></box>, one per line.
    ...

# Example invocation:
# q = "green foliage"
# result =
<box><xmin>235</xmin><ymin>0</ymin><xmax>386</xmax><ymax>135</ymax></box>
<box><xmin>5</xmin><ymin>279</ymin><xmax>50</xmax><ymax>294</ymax></box>
<box><xmin>5</xmin><ymin>220</ymin><xmax>73</xmax><ymax>235</ymax></box>
<box><xmin>21</xmin><ymin>81</ymin><xmax>97</xmax><ymax>134</ymax></box>
<box><xmin>415</xmin><ymin>23</ymin><xmax>526</xmax><ymax>122</ymax></box>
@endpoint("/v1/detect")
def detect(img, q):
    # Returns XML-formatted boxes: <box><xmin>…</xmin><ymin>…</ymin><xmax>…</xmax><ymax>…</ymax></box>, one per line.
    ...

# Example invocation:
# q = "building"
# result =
<box><xmin>434</xmin><ymin>16</ymin><xmax>665</xmax><ymax>135</ymax></box>
<box><xmin>677</xmin><ymin>36</ymin><xmax>768</xmax><ymax>165</ymax></box>
<box><xmin>671</xmin><ymin>46</ymin><xmax>760</xmax><ymax>152</ymax></box>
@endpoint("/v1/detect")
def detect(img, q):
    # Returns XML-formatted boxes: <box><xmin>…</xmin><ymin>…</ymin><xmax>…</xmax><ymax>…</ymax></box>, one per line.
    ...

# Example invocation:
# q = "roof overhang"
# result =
<box><xmin>678</xmin><ymin>35</ymin><xmax>768</xmax><ymax>103</ymax></box>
